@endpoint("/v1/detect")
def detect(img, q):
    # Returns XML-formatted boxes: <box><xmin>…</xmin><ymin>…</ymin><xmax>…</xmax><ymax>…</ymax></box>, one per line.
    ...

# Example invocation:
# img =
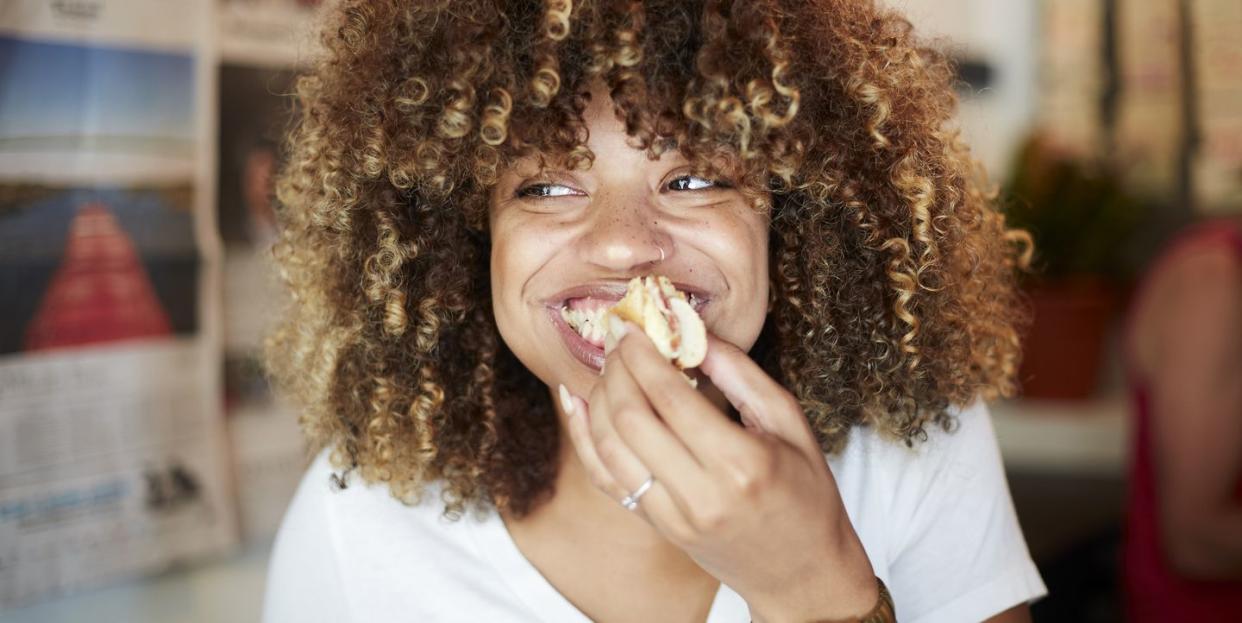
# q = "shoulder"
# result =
<box><xmin>1142</xmin><ymin>224</ymin><xmax>1242</xmax><ymax>319</ymax></box>
<box><xmin>1160</xmin><ymin>237</ymin><xmax>1242</xmax><ymax>303</ymax></box>
<box><xmin>1145</xmin><ymin>234</ymin><xmax>1242</xmax><ymax>364</ymax></box>
<box><xmin>1129</xmin><ymin>226</ymin><xmax>1242</xmax><ymax>377</ymax></box>
<box><xmin>834</xmin><ymin>399</ymin><xmax>1001</xmax><ymax>482</ymax></box>
<box><xmin>831</xmin><ymin>400</ymin><xmax>1047</xmax><ymax>622</ymax></box>
<box><xmin>263</xmin><ymin>449</ymin><xmax>353</xmax><ymax>621</ymax></box>
<box><xmin>1165</xmin><ymin>239</ymin><xmax>1242</xmax><ymax>310</ymax></box>
<box><xmin>264</xmin><ymin>448</ymin><xmax>488</xmax><ymax>621</ymax></box>
<box><xmin>830</xmin><ymin>399</ymin><xmax>1009</xmax><ymax>558</ymax></box>
<box><xmin>276</xmin><ymin>447</ymin><xmax>479</xmax><ymax>556</ymax></box>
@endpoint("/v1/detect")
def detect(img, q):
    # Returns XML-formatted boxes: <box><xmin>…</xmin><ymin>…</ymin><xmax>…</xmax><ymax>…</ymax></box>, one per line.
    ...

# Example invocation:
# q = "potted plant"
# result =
<box><xmin>1002</xmin><ymin>134</ymin><xmax>1145</xmax><ymax>400</ymax></box>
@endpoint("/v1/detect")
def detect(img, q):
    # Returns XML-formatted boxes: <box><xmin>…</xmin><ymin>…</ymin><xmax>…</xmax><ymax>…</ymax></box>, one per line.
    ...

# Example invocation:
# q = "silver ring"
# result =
<box><xmin>657</xmin><ymin>245</ymin><xmax>666</xmax><ymax>263</ymax></box>
<box><xmin>620</xmin><ymin>476</ymin><xmax>655</xmax><ymax>511</ymax></box>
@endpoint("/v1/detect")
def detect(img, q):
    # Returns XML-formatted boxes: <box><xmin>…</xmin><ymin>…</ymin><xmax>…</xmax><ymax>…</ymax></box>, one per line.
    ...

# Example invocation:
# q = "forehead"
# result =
<box><xmin>504</xmin><ymin>84</ymin><xmax>744</xmax><ymax>186</ymax></box>
<box><xmin>504</xmin><ymin>81</ymin><xmax>671</xmax><ymax>166</ymax></box>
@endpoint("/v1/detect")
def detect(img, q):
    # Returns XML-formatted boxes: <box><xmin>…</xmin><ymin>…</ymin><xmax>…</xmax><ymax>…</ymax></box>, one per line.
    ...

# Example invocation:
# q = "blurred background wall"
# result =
<box><xmin>0</xmin><ymin>0</ymin><xmax>1239</xmax><ymax>621</ymax></box>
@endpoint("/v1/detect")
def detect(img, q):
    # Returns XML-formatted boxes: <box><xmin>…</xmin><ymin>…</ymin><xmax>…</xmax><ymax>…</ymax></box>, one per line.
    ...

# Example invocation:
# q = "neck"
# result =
<box><xmin>530</xmin><ymin>392</ymin><xmax>689</xmax><ymax>555</ymax></box>
<box><xmin>502</xmin><ymin>381</ymin><xmax>732</xmax><ymax>574</ymax></box>
<box><xmin>493</xmin><ymin>380</ymin><xmax>734</xmax><ymax>623</ymax></box>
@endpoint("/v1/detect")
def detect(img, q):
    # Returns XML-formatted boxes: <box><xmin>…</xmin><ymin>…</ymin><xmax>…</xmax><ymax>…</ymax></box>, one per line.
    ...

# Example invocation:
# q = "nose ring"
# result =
<box><xmin>658</xmin><ymin>245</ymin><xmax>666</xmax><ymax>263</ymax></box>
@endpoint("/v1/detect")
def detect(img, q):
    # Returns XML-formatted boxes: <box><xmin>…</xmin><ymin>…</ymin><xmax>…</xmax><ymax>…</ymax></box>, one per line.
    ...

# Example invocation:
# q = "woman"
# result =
<box><xmin>1123</xmin><ymin>218</ymin><xmax>1242</xmax><ymax>620</ymax></box>
<box><xmin>261</xmin><ymin>1</ymin><xmax>1046</xmax><ymax>621</ymax></box>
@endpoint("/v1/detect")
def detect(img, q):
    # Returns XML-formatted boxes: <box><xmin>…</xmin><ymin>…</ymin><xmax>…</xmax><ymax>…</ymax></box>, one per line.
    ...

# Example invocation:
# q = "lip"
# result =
<box><xmin>543</xmin><ymin>278</ymin><xmax>715</xmax><ymax>372</ymax></box>
<box><xmin>547</xmin><ymin>306</ymin><xmax>607</xmax><ymax>371</ymax></box>
<box><xmin>546</xmin><ymin>282</ymin><xmax>630</xmax><ymax>308</ymax></box>
<box><xmin>544</xmin><ymin>279</ymin><xmax>714</xmax><ymax>313</ymax></box>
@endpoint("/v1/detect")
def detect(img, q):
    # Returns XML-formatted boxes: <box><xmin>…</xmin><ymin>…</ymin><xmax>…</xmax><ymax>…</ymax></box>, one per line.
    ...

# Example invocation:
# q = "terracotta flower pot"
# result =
<box><xmin>1018</xmin><ymin>278</ymin><xmax>1116</xmax><ymax>400</ymax></box>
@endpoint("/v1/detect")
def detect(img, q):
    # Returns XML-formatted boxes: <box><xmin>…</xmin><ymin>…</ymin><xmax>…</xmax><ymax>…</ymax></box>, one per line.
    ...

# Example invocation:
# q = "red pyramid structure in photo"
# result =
<box><xmin>23</xmin><ymin>201</ymin><xmax>173</xmax><ymax>352</ymax></box>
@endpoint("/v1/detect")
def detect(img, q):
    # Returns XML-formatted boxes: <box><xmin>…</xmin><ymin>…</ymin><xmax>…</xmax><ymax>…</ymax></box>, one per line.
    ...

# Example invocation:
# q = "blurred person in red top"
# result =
<box><xmin>1123</xmin><ymin>217</ymin><xmax>1242</xmax><ymax>620</ymax></box>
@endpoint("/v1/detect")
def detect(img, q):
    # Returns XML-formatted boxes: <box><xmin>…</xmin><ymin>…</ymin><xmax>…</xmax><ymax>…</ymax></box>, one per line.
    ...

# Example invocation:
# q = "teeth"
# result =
<box><xmin>561</xmin><ymin>304</ymin><xmax>609</xmax><ymax>344</ymax></box>
<box><xmin>560</xmin><ymin>289</ymin><xmax>706</xmax><ymax>346</ymax></box>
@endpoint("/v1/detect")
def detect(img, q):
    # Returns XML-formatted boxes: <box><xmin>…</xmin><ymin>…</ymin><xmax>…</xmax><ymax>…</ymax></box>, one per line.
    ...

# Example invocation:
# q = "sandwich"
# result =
<box><xmin>605</xmin><ymin>276</ymin><xmax>706</xmax><ymax>383</ymax></box>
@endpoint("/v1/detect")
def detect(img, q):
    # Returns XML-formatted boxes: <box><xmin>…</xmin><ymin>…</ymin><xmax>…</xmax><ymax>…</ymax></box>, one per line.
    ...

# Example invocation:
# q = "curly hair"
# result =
<box><xmin>265</xmin><ymin>0</ymin><xmax>1032</xmax><ymax>519</ymax></box>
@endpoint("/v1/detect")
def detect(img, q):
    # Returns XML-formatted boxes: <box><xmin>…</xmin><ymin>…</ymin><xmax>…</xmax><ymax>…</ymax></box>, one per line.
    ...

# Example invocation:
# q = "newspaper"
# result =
<box><xmin>0</xmin><ymin>0</ymin><xmax>238</xmax><ymax>611</ymax></box>
<box><xmin>0</xmin><ymin>343</ymin><xmax>236</xmax><ymax>608</ymax></box>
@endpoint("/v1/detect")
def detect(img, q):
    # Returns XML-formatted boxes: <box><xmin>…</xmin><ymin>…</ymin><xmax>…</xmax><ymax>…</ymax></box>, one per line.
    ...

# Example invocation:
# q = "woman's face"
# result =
<box><xmin>488</xmin><ymin>86</ymin><xmax>769</xmax><ymax>403</ymax></box>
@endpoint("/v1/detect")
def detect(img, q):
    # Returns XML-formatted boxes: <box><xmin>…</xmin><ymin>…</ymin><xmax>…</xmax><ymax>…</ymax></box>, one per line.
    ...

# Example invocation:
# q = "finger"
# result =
<box><xmin>697</xmin><ymin>331</ymin><xmax>820</xmax><ymax>455</ymax></box>
<box><xmin>561</xmin><ymin>387</ymin><xmax>629</xmax><ymax>501</ymax></box>
<box><xmin>587</xmin><ymin>373</ymin><xmax>657</xmax><ymax>503</ymax></box>
<box><xmin>621</xmin><ymin>475</ymin><xmax>699</xmax><ymax>545</ymax></box>
<box><xmin>612</xmin><ymin>321</ymin><xmax>763</xmax><ymax>470</ymax></box>
<box><xmin>576</xmin><ymin>388</ymin><xmax>695</xmax><ymax>538</ymax></box>
<box><xmin>603</xmin><ymin>348</ymin><xmax>712</xmax><ymax>512</ymax></box>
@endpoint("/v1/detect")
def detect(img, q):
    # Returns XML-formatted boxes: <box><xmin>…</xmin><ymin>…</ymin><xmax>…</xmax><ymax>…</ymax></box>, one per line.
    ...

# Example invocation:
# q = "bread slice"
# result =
<box><xmin>606</xmin><ymin>276</ymin><xmax>706</xmax><ymax>370</ymax></box>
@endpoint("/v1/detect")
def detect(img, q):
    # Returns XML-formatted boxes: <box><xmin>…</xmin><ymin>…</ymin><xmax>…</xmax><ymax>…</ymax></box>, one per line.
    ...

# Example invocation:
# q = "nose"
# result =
<box><xmin>576</xmin><ymin>195</ymin><xmax>674</xmax><ymax>272</ymax></box>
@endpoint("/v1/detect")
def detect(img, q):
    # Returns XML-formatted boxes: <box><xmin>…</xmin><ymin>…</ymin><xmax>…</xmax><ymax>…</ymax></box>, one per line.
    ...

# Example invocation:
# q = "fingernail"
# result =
<box><xmin>607</xmin><ymin>315</ymin><xmax>628</xmax><ymax>340</ymax></box>
<box><xmin>558</xmin><ymin>383</ymin><xmax>576</xmax><ymax>416</ymax></box>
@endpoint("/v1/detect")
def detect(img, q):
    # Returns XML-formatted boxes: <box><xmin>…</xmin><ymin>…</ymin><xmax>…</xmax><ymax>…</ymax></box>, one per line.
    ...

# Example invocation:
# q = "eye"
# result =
<box><xmin>515</xmin><ymin>182</ymin><xmax>582</xmax><ymax>199</ymax></box>
<box><xmin>666</xmin><ymin>175</ymin><xmax>731</xmax><ymax>191</ymax></box>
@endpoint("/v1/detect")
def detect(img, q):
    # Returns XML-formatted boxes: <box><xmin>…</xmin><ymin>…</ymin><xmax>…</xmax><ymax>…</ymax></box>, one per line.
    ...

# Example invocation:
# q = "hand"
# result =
<box><xmin>560</xmin><ymin>320</ymin><xmax>879</xmax><ymax>622</ymax></box>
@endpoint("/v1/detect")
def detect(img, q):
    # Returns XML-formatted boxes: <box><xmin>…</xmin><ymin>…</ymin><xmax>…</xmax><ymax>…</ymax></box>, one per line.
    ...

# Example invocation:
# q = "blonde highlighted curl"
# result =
<box><xmin>266</xmin><ymin>0</ymin><xmax>1032</xmax><ymax>519</ymax></box>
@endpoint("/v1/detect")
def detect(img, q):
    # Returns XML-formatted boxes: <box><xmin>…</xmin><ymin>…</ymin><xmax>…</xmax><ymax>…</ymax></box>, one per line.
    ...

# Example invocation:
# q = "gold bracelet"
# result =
<box><xmin>755</xmin><ymin>577</ymin><xmax>895</xmax><ymax>623</ymax></box>
<box><xmin>838</xmin><ymin>577</ymin><xmax>894</xmax><ymax>623</ymax></box>
<box><xmin>844</xmin><ymin>578</ymin><xmax>894</xmax><ymax>623</ymax></box>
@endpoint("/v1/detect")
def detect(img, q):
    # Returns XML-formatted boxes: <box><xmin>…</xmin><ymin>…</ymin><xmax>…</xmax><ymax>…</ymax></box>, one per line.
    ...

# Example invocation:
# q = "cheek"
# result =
<box><xmin>488</xmin><ymin>216</ymin><xmax>517</xmax><ymax>310</ymax></box>
<box><xmin>740</xmin><ymin>225</ymin><xmax>770</xmax><ymax>344</ymax></box>
<box><xmin>693</xmin><ymin>213</ymin><xmax>770</xmax><ymax>348</ymax></box>
<box><xmin>488</xmin><ymin>217</ymin><xmax>555</xmax><ymax>340</ymax></box>
<box><xmin>725</xmin><ymin>212</ymin><xmax>769</xmax><ymax>298</ymax></box>
<box><xmin>489</xmin><ymin>213</ymin><xmax>528</xmax><ymax>294</ymax></box>
<box><xmin>488</xmin><ymin>230</ymin><xmax>526</xmax><ymax>333</ymax></box>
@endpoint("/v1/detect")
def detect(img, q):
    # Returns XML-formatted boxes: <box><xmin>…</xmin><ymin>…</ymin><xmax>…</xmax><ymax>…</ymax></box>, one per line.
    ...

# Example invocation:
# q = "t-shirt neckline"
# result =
<box><xmin>465</xmin><ymin>507</ymin><xmax>747</xmax><ymax>622</ymax></box>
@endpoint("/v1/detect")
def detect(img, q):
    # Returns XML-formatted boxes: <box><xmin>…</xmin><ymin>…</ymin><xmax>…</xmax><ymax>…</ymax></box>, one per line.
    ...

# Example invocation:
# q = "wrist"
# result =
<box><xmin>748</xmin><ymin>573</ymin><xmax>878</xmax><ymax>623</ymax></box>
<box><xmin>747</xmin><ymin>506</ymin><xmax>880</xmax><ymax>622</ymax></box>
<box><xmin>750</xmin><ymin>577</ymin><xmax>892</xmax><ymax>623</ymax></box>
<box><xmin>747</xmin><ymin>530</ymin><xmax>878</xmax><ymax>623</ymax></box>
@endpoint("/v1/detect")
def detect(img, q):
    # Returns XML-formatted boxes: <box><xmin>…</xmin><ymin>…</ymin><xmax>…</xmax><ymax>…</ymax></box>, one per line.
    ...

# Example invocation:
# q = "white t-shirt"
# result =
<box><xmin>262</xmin><ymin>399</ymin><xmax>1046</xmax><ymax>622</ymax></box>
